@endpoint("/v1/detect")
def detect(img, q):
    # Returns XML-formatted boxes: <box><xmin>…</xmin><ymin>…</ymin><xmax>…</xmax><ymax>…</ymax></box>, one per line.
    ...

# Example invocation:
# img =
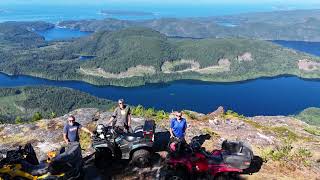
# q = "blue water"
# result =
<box><xmin>273</xmin><ymin>40</ymin><xmax>320</xmax><ymax>56</ymax></box>
<box><xmin>2</xmin><ymin>3</ymin><xmax>320</xmax><ymax>116</ymax></box>
<box><xmin>0</xmin><ymin>73</ymin><xmax>319</xmax><ymax>116</ymax></box>
<box><xmin>37</xmin><ymin>28</ymin><xmax>91</xmax><ymax>41</ymax></box>
<box><xmin>79</xmin><ymin>55</ymin><xmax>96</xmax><ymax>60</ymax></box>
<box><xmin>1</xmin><ymin>3</ymin><xmax>319</xmax><ymax>22</ymax></box>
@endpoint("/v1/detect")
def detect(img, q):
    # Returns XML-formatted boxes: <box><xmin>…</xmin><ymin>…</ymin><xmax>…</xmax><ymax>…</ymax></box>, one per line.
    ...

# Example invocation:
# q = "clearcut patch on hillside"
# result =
<box><xmin>298</xmin><ymin>59</ymin><xmax>320</xmax><ymax>72</ymax></box>
<box><xmin>78</xmin><ymin>65</ymin><xmax>156</xmax><ymax>79</ymax></box>
<box><xmin>237</xmin><ymin>52</ymin><xmax>253</xmax><ymax>62</ymax></box>
<box><xmin>161</xmin><ymin>58</ymin><xmax>231</xmax><ymax>74</ymax></box>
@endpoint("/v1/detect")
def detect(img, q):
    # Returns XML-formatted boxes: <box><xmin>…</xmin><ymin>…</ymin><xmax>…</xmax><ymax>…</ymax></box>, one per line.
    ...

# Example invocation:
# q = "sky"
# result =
<box><xmin>1</xmin><ymin>0</ymin><xmax>320</xmax><ymax>5</ymax></box>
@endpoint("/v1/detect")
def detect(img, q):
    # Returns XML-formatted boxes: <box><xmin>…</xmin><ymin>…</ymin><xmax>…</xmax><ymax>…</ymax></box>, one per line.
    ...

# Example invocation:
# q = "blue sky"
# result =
<box><xmin>1</xmin><ymin>0</ymin><xmax>320</xmax><ymax>5</ymax></box>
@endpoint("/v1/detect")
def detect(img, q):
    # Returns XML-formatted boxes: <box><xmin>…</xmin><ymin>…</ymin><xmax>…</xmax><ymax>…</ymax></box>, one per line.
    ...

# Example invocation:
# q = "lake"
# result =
<box><xmin>6</xmin><ymin>29</ymin><xmax>320</xmax><ymax>116</ymax></box>
<box><xmin>0</xmin><ymin>73</ymin><xmax>319</xmax><ymax>116</ymax></box>
<box><xmin>2</xmin><ymin>4</ymin><xmax>320</xmax><ymax>116</ymax></box>
<box><xmin>37</xmin><ymin>28</ymin><xmax>91</xmax><ymax>41</ymax></box>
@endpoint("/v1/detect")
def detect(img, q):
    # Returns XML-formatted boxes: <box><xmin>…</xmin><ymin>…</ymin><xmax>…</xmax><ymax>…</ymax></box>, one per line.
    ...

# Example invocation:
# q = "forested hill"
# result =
<box><xmin>59</xmin><ymin>9</ymin><xmax>320</xmax><ymax>41</ymax></box>
<box><xmin>0</xmin><ymin>86</ymin><xmax>114</xmax><ymax>123</ymax></box>
<box><xmin>1</xmin><ymin>25</ymin><xmax>320</xmax><ymax>86</ymax></box>
<box><xmin>0</xmin><ymin>21</ymin><xmax>53</xmax><ymax>48</ymax></box>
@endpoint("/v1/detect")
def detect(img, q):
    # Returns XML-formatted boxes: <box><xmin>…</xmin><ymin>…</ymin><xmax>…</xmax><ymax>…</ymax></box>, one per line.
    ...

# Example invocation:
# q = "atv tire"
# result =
<box><xmin>130</xmin><ymin>149</ymin><xmax>150</xmax><ymax>168</ymax></box>
<box><xmin>164</xmin><ymin>168</ymin><xmax>188</xmax><ymax>180</ymax></box>
<box><xmin>214</xmin><ymin>173</ymin><xmax>240</xmax><ymax>180</ymax></box>
<box><xmin>95</xmin><ymin>148</ymin><xmax>112</xmax><ymax>169</ymax></box>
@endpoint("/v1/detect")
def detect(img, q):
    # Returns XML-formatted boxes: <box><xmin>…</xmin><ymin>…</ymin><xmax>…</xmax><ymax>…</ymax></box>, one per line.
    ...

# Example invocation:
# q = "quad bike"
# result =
<box><xmin>92</xmin><ymin>120</ymin><xmax>155</xmax><ymax>168</ymax></box>
<box><xmin>163</xmin><ymin>134</ymin><xmax>254</xmax><ymax>180</ymax></box>
<box><xmin>0</xmin><ymin>142</ymin><xmax>83</xmax><ymax>180</ymax></box>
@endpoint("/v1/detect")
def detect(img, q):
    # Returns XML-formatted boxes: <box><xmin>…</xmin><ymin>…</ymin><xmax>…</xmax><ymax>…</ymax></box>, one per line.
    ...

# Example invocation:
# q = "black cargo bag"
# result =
<box><xmin>221</xmin><ymin>140</ymin><xmax>253</xmax><ymax>170</ymax></box>
<box><xmin>49</xmin><ymin>142</ymin><xmax>83</xmax><ymax>176</ymax></box>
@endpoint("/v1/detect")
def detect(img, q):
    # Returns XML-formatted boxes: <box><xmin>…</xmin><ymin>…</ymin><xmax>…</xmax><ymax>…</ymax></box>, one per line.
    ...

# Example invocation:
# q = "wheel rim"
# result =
<box><xmin>137</xmin><ymin>156</ymin><xmax>147</xmax><ymax>165</ymax></box>
<box><xmin>169</xmin><ymin>176</ymin><xmax>183</xmax><ymax>180</ymax></box>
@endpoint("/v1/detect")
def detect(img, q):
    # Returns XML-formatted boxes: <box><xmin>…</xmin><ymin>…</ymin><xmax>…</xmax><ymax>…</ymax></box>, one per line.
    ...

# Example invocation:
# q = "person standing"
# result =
<box><xmin>169</xmin><ymin>111</ymin><xmax>187</xmax><ymax>140</ymax></box>
<box><xmin>107</xmin><ymin>99</ymin><xmax>132</xmax><ymax>132</ymax></box>
<box><xmin>63</xmin><ymin>115</ymin><xmax>93</xmax><ymax>143</ymax></box>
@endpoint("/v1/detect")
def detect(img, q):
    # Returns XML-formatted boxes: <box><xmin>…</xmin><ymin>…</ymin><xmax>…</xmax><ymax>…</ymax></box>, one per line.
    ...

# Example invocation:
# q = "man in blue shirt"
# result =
<box><xmin>169</xmin><ymin>112</ymin><xmax>187</xmax><ymax>140</ymax></box>
<box><xmin>63</xmin><ymin>115</ymin><xmax>93</xmax><ymax>143</ymax></box>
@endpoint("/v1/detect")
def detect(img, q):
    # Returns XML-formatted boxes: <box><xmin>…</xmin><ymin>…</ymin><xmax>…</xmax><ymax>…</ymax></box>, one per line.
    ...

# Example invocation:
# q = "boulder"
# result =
<box><xmin>209</xmin><ymin>106</ymin><xmax>225</xmax><ymax>117</ymax></box>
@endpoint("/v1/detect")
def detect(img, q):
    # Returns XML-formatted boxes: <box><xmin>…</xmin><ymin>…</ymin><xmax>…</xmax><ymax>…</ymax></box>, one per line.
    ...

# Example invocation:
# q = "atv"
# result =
<box><xmin>163</xmin><ymin>134</ymin><xmax>254</xmax><ymax>180</ymax></box>
<box><xmin>92</xmin><ymin>120</ymin><xmax>155</xmax><ymax>168</ymax></box>
<box><xmin>0</xmin><ymin>142</ymin><xmax>83</xmax><ymax>180</ymax></box>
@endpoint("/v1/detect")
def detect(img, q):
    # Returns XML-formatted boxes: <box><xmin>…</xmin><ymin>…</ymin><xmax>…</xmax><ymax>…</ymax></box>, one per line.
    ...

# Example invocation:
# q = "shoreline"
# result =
<box><xmin>2</xmin><ymin>71</ymin><xmax>320</xmax><ymax>88</ymax></box>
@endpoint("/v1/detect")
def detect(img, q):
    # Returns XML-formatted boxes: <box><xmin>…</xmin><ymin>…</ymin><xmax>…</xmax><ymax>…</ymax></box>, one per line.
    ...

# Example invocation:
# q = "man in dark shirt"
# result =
<box><xmin>63</xmin><ymin>115</ymin><xmax>93</xmax><ymax>143</ymax></box>
<box><xmin>169</xmin><ymin>112</ymin><xmax>187</xmax><ymax>140</ymax></box>
<box><xmin>107</xmin><ymin>99</ymin><xmax>132</xmax><ymax>132</ymax></box>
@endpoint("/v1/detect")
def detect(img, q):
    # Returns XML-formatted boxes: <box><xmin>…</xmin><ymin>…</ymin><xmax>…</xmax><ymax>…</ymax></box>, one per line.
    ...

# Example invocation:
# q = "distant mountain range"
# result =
<box><xmin>59</xmin><ymin>9</ymin><xmax>320</xmax><ymax>41</ymax></box>
<box><xmin>100</xmin><ymin>10</ymin><xmax>154</xmax><ymax>16</ymax></box>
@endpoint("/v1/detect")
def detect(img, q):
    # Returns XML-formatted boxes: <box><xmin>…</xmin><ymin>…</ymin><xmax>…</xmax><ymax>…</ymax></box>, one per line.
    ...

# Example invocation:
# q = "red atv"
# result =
<box><xmin>163</xmin><ymin>134</ymin><xmax>254</xmax><ymax>180</ymax></box>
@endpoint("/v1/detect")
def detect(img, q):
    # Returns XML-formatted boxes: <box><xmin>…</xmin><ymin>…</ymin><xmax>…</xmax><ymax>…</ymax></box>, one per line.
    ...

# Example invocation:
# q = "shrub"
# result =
<box><xmin>31</xmin><ymin>112</ymin><xmax>43</xmax><ymax>122</ymax></box>
<box><xmin>50</xmin><ymin>112</ymin><xmax>57</xmax><ymax>119</ymax></box>
<box><xmin>131</xmin><ymin>105</ymin><xmax>145</xmax><ymax>116</ymax></box>
<box><xmin>292</xmin><ymin>148</ymin><xmax>313</xmax><ymax>166</ymax></box>
<box><xmin>145</xmin><ymin>108</ymin><xmax>156</xmax><ymax>118</ymax></box>
<box><xmin>261</xmin><ymin>140</ymin><xmax>313</xmax><ymax>167</ymax></box>
<box><xmin>131</xmin><ymin>105</ymin><xmax>169</xmax><ymax>121</ymax></box>
<box><xmin>15</xmin><ymin>116</ymin><xmax>23</xmax><ymax>124</ymax></box>
<box><xmin>80</xmin><ymin>131</ymin><xmax>91</xmax><ymax>150</ymax></box>
<box><xmin>264</xmin><ymin>140</ymin><xmax>293</xmax><ymax>161</ymax></box>
<box><xmin>183</xmin><ymin>111</ymin><xmax>197</xmax><ymax>120</ymax></box>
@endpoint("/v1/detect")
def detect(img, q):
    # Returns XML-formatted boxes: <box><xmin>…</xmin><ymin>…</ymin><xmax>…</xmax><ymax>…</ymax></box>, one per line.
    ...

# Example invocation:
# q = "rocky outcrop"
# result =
<box><xmin>209</xmin><ymin>106</ymin><xmax>225</xmax><ymax>117</ymax></box>
<box><xmin>1</xmin><ymin>107</ymin><xmax>319</xmax><ymax>179</ymax></box>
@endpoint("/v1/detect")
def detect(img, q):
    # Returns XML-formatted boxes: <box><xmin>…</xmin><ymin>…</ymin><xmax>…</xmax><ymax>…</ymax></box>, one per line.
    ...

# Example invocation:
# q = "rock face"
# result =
<box><xmin>1</xmin><ymin>108</ymin><xmax>320</xmax><ymax>179</ymax></box>
<box><xmin>0</xmin><ymin>108</ymin><xmax>147</xmax><ymax>159</ymax></box>
<box><xmin>209</xmin><ymin>106</ymin><xmax>225</xmax><ymax>117</ymax></box>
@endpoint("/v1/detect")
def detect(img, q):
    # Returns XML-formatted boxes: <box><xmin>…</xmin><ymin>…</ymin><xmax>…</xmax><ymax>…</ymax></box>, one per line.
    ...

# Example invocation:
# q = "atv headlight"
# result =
<box><xmin>99</xmin><ymin>134</ymin><xmax>105</xmax><ymax>139</ymax></box>
<box><xmin>97</xmin><ymin>124</ymin><xmax>104</xmax><ymax>134</ymax></box>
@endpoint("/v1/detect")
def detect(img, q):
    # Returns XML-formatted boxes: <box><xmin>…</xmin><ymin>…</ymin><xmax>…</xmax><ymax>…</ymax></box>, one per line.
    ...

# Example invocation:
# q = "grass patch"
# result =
<box><xmin>296</xmin><ymin>107</ymin><xmax>320</xmax><ymax>126</ymax></box>
<box><xmin>304</xmin><ymin>126</ymin><xmax>320</xmax><ymax>136</ymax></box>
<box><xmin>80</xmin><ymin>131</ymin><xmax>92</xmax><ymax>150</ymax></box>
<box><xmin>131</xmin><ymin>105</ymin><xmax>169</xmax><ymax>122</ymax></box>
<box><xmin>0</xmin><ymin>133</ymin><xmax>34</xmax><ymax>145</ymax></box>
<box><xmin>202</xmin><ymin>127</ymin><xmax>220</xmax><ymax>138</ymax></box>
<box><xmin>271</xmin><ymin>126</ymin><xmax>299</xmax><ymax>141</ymax></box>
<box><xmin>223</xmin><ymin>110</ymin><xmax>246</xmax><ymax>119</ymax></box>
<box><xmin>80</xmin><ymin>123</ymin><xmax>97</xmax><ymax>150</ymax></box>
<box><xmin>242</xmin><ymin>118</ymin><xmax>299</xmax><ymax>141</ymax></box>
<box><xmin>261</xmin><ymin>140</ymin><xmax>313</xmax><ymax>167</ymax></box>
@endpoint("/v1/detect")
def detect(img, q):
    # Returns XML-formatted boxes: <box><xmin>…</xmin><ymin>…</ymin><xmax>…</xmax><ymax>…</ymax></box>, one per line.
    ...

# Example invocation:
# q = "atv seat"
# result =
<box><xmin>21</xmin><ymin>142</ymin><xmax>82</xmax><ymax>176</ymax></box>
<box><xmin>123</xmin><ymin>132</ymin><xmax>143</xmax><ymax>142</ymax></box>
<box><xmin>21</xmin><ymin>161</ymin><xmax>49</xmax><ymax>176</ymax></box>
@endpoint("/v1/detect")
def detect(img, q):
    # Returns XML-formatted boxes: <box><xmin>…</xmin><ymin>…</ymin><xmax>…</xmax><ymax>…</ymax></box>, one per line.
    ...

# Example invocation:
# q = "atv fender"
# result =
<box><xmin>94</xmin><ymin>143</ymin><xmax>116</xmax><ymax>156</ymax></box>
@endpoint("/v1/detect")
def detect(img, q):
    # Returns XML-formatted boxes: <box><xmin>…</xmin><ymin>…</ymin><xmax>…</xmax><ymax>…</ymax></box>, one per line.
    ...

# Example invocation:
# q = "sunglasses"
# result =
<box><xmin>118</xmin><ymin>103</ymin><xmax>123</xmax><ymax>105</ymax></box>
<box><xmin>176</xmin><ymin>115</ymin><xmax>182</xmax><ymax>117</ymax></box>
<box><xmin>68</xmin><ymin>119</ymin><xmax>75</xmax><ymax>122</ymax></box>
